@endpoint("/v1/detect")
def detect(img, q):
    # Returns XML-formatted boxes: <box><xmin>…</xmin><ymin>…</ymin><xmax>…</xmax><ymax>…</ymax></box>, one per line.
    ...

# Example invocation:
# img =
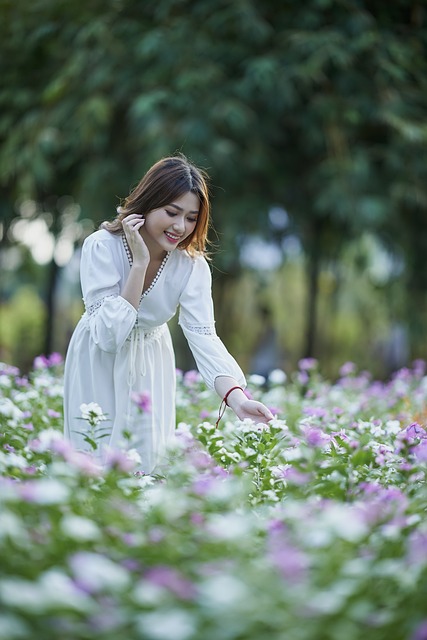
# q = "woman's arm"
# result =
<box><xmin>214</xmin><ymin>376</ymin><xmax>274</xmax><ymax>424</ymax></box>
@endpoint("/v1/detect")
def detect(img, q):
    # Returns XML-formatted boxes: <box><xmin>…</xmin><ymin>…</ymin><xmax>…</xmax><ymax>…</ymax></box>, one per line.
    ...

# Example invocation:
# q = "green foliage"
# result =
<box><xmin>0</xmin><ymin>287</ymin><xmax>46</xmax><ymax>369</ymax></box>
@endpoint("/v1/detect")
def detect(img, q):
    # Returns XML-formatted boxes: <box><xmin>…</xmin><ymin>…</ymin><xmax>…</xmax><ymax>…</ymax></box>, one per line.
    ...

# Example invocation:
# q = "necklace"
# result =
<box><xmin>121</xmin><ymin>233</ymin><xmax>170</xmax><ymax>299</ymax></box>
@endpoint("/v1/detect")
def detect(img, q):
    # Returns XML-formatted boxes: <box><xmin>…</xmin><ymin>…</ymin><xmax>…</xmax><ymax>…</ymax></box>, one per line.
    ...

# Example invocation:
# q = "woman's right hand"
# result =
<box><xmin>122</xmin><ymin>214</ymin><xmax>149</xmax><ymax>267</ymax></box>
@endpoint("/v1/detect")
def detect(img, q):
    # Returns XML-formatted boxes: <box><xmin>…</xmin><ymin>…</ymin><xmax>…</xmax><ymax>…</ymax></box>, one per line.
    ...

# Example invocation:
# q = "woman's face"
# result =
<box><xmin>141</xmin><ymin>191</ymin><xmax>200</xmax><ymax>256</ymax></box>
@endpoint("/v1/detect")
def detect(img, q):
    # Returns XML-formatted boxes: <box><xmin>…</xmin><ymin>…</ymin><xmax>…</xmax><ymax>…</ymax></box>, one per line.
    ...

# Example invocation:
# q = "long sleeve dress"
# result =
<box><xmin>63</xmin><ymin>229</ymin><xmax>246</xmax><ymax>472</ymax></box>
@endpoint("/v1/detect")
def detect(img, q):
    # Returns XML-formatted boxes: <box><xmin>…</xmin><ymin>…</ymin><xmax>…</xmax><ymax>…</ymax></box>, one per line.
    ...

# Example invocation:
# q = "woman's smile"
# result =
<box><xmin>164</xmin><ymin>230</ymin><xmax>182</xmax><ymax>243</ymax></box>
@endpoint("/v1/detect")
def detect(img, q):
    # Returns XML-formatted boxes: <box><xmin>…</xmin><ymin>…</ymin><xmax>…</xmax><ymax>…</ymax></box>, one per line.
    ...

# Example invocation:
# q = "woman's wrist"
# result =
<box><xmin>224</xmin><ymin>387</ymin><xmax>246</xmax><ymax>412</ymax></box>
<box><xmin>131</xmin><ymin>260</ymin><xmax>148</xmax><ymax>271</ymax></box>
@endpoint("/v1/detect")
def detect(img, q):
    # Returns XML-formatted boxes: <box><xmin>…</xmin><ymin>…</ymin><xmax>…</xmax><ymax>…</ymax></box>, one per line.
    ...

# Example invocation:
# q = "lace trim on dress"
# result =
<box><xmin>185</xmin><ymin>323</ymin><xmax>216</xmax><ymax>336</ymax></box>
<box><xmin>121</xmin><ymin>233</ymin><xmax>170</xmax><ymax>300</ymax></box>
<box><xmin>85</xmin><ymin>295</ymin><xmax>116</xmax><ymax>316</ymax></box>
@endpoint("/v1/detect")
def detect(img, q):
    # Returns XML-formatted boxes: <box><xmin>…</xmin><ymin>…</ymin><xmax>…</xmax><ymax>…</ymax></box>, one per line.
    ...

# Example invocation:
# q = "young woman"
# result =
<box><xmin>63</xmin><ymin>154</ymin><xmax>273</xmax><ymax>472</ymax></box>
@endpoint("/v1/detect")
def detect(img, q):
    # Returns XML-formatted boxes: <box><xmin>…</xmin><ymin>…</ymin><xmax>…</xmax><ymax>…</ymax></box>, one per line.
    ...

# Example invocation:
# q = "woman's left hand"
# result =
<box><xmin>234</xmin><ymin>399</ymin><xmax>274</xmax><ymax>424</ymax></box>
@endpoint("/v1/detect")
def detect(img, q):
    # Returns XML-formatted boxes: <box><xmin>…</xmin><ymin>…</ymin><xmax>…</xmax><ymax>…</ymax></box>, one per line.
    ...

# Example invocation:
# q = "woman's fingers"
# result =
<box><xmin>123</xmin><ymin>215</ymin><xmax>144</xmax><ymax>230</ymax></box>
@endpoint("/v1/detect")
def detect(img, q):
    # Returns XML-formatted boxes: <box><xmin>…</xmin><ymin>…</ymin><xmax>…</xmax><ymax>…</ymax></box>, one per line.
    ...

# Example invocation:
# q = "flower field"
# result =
<box><xmin>1</xmin><ymin>356</ymin><xmax>427</xmax><ymax>640</ymax></box>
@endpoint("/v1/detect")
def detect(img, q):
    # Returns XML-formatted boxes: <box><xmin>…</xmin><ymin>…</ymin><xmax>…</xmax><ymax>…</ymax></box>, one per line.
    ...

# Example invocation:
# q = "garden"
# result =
<box><xmin>1</xmin><ymin>355</ymin><xmax>426</xmax><ymax>640</ymax></box>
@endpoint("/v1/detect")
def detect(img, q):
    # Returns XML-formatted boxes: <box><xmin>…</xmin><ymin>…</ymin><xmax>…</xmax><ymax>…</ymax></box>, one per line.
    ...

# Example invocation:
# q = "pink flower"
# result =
<box><xmin>131</xmin><ymin>390</ymin><xmax>151</xmax><ymax>413</ymax></box>
<box><xmin>33</xmin><ymin>352</ymin><xmax>64</xmax><ymax>369</ymax></box>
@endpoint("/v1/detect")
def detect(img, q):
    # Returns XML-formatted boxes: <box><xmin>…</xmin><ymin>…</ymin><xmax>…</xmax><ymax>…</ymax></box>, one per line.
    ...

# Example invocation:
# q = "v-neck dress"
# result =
<box><xmin>63</xmin><ymin>229</ymin><xmax>246</xmax><ymax>472</ymax></box>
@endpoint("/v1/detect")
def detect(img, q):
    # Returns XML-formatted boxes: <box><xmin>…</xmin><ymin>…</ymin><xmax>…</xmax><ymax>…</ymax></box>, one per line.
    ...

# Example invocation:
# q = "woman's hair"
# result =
<box><xmin>100</xmin><ymin>154</ymin><xmax>211</xmax><ymax>256</ymax></box>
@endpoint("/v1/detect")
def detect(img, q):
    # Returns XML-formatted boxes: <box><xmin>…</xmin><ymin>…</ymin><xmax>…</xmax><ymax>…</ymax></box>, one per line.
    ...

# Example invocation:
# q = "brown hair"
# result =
<box><xmin>100</xmin><ymin>154</ymin><xmax>211</xmax><ymax>257</ymax></box>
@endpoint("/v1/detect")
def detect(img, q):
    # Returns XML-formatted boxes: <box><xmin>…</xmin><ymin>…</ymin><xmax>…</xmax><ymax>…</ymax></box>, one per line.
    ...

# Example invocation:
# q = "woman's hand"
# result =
<box><xmin>233</xmin><ymin>399</ymin><xmax>274</xmax><ymax>424</ymax></box>
<box><xmin>214</xmin><ymin>378</ymin><xmax>275</xmax><ymax>426</ymax></box>
<box><xmin>122</xmin><ymin>214</ymin><xmax>149</xmax><ymax>267</ymax></box>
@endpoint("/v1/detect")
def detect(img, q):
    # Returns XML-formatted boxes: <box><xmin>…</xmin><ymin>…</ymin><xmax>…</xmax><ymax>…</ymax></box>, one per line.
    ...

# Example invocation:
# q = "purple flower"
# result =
<box><xmin>298</xmin><ymin>358</ymin><xmax>318</xmax><ymax>371</ymax></box>
<box><xmin>131</xmin><ymin>390</ymin><xmax>151</xmax><ymax>413</ymax></box>
<box><xmin>413</xmin><ymin>440</ymin><xmax>427</xmax><ymax>462</ymax></box>
<box><xmin>297</xmin><ymin>371</ymin><xmax>309</xmax><ymax>385</ymax></box>
<box><xmin>47</xmin><ymin>352</ymin><xmax>63</xmax><ymax>366</ymax></box>
<box><xmin>303</xmin><ymin>426</ymin><xmax>331</xmax><ymax>447</ymax></box>
<box><xmin>188</xmin><ymin>449</ymin><xmax>213</xmax><ymax>469</ymax></box>
<box><xmin>144</xmin><ymin>566</ymin><xmax>196</xmax><ymax>600</ymax></box>
<box><xmin>413</xmin><ymin>359</ymin><xmax>426</xmax><ymax>377</ymax></box>
<box><xmin>0</xmin><ymin>364</ymin><xmax>20</xmax><ymax>376</ymax></box>
<box><xmin>303</xmin><ymin>407</ymin><xmax>327</xmax><ymax>419</ymax></box>
<box><xmin>33</xmin><ymin>355</ymin><xmax>50</xmax><ymax>369</ymax></box>
<box><xmin>15</xmin><ymin>376</ymin><xmax>29</xmax><ymax>387</ymax></box>
<box><xmin>281</xmin><ymin>467</ymin><xmax>311</xmax><ymax>485</ymax></box>
<box><xmin>103</xmin><ymin>447</ymin><xmax>137</xmax><ymax>472</ymax></box>
<box><xmin>148</xmin><ymin>527</ymin><xmax>165</xmax><ymax>543</ymax></box>
<box><xmin>64</xmin><ymin>449</ymin><xmax>102</xmax><ymax>476</ymax></box>
<box><xmin>406</xmin><ymin>423</ymin><xmax>427</xmax><ymax>440</ymax></box>
<box><xmin>183</xmin><ymin>370</ymin><xmax>202</xmax><ymax>386</ymax></box>
<box><xmin>190</xmin><ymin>512</ymin><xmax>205</xmax><ymax>526</ymax></box>
<box><xmin>412</xmin><ymin>620</ymin><xmax>427</xmax><ymax>640</ymax></box>
<box><xmin>191</xmin><ymin>476</ymin><xmax>217</xmax><ymax>496</ymax></box>
<box><xmin>339</xmin><ymin>361</ymin><xmax>356</xmax><ymax>377</ymax></box>
<box><xmin>267</xmin><ymin>528</ymin><xmax>308</xmax><ymax>582</ymax></box>
<box><xmin>47</xmin><ymin>408</ymin><xmax>61</xmax><ymax>419</ymax></box>
<box><xmin>407</xmin><ymin>532</ymin><xmax>427</xmax><ymax>565</ymax></box>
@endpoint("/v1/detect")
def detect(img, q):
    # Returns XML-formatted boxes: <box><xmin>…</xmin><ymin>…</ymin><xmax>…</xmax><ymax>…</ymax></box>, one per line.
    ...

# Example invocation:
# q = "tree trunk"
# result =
<box><xmin>303</xmin><ymin>224</ymin><xmax>322</xmax><ymax>358</ymax></box>
<box><xmin>44</xmin><ymin>257</ymin><xmax>59</xmax><ymax>355</ymax></box>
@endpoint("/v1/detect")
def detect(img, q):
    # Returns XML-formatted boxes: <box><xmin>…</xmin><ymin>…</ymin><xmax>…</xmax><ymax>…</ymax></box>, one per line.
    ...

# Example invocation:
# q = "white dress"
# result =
<box><xmin>63</xmin><ymin>229</ymin><xmax>246</xmax><ymax>472</ymax></box>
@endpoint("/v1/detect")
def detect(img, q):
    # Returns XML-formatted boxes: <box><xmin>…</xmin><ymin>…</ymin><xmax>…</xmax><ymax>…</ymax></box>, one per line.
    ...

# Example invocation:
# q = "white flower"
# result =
<box><xmin>61</xmin><ymin>515</ymin><xmax>101</xmax><ymax>541</ymax></box>
<box><xmin>0</xmin><ymin>579</ymin><xmax>48</xmax><ymax>613</ymax></box>
<box><xmin>385</xmin><ymin>419</ymin><xmax>401</xmax><ymax>435</ymax></box>
<box><xmin>248</xmin><ymin>374</ymin><xmax>266</xmax><ymax>386</ymax></box>
<box><xmin>199</xmin><ymin>574</ymin><xmax>249</xmax><ymax>609</ymax></box>
<box><xmin>268</xmin><ymin>369</ymin><xmax>287</xmax><ymax>385</ymax></box>
<box><xmin>35</xmin><ymin>428</ymin><xmax>64</xmax><ymax>452</ymax></box>
<box><xmin>38</xmin><ymin>569</ymin><xmax>94</xmax><ymax>612</ymax></box>
<box><xmin>22</xmin><ymin>478</ymin><xmax>70</xmax><ymax>505</ymax></box>
<box><xmin>126</xmin><ymin>448</ymin><xmax>142</xmax><ymax>465</ymax></box>
<box><xmin>0</xmin><ymin>572</ymin><xmax>92</xmax><ymax>613</ymax></box>
<box><xmin>0</xmin><ymin>398</ymin><xmax>23</xmax><ymax>421</ymax></box>
<box><xmin>0</xmin><ymin>511</ymin><xmax>27</xmax><ymax>541</ymax></box>
<box><xmin>0</xmin><ymin>375</ymin><xmax>12</xmax><ymax>388</ymax></box>
<box><xmin>70</xmin><ymin>552</ymin><xmax>130</xmax><ymax>592</ymax></box>
<box><xmin>80</xmin><ymin>402</ymin><xmax>107</xmax><ymax>426</ymax></box>
<box><xmin>4</xmin><ymin>453</ymin><xmax>27</xmax><ymax>469</ymax></box>
<box><xmin>137</xmin><ymin>609</ymin><xmax>195</xmax><ymax>640</ymax></box>
<box><xmin>206</xmin><ymin>512</ymin><xmax>252</xmax><ymax>541</ymax></box>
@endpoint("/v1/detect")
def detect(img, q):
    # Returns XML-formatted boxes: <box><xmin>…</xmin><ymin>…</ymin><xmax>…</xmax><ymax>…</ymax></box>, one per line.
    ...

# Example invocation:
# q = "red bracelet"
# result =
<box><xmin>215</xmin><ymin>386</ymin><xmax>244</xmax><ymax>429</ymax></box>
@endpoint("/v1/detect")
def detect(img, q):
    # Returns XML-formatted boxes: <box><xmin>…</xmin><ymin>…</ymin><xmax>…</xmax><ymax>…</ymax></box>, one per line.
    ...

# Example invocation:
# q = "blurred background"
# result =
<box><xmin>1</xmin><ymin>0</ymin><xmax>426</xmax><ymax>379</ymax></box>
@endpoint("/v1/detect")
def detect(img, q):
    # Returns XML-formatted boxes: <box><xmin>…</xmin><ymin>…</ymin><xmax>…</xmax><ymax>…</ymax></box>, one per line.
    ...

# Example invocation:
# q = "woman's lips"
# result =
<box><xmin>164</xmin><ymin>231</ymin><xmax>181</xmax><ymax>243</ymax></box>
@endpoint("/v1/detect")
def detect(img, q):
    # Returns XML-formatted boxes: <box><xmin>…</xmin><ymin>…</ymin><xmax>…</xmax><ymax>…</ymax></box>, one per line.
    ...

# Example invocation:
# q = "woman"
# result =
<box><xmin>64</xmin><ymin>154</ymin><xmax>273</xmax><ymax>472</ymax></box>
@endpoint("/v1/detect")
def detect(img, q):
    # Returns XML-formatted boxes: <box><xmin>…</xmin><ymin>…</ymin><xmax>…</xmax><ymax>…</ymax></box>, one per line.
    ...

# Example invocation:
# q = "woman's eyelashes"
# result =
<box><xmin>166</xmin><ymin>211</ymin><xmax>198</xmax><ymax>223</ymax></box>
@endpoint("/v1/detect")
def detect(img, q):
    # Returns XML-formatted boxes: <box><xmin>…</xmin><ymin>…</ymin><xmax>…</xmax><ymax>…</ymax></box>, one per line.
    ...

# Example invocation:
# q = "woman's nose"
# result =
<box><xmin>172</xmin><ymin>216</ymin><xmax>185</xmax><ymax>233</ymax></box>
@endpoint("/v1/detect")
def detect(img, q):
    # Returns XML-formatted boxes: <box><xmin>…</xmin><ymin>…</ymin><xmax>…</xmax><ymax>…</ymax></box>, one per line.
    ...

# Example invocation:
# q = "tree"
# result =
<box><xmin>1</xmin><ymin>0</ymin><xmax>426</xmax><ymax>361</ymax></box>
